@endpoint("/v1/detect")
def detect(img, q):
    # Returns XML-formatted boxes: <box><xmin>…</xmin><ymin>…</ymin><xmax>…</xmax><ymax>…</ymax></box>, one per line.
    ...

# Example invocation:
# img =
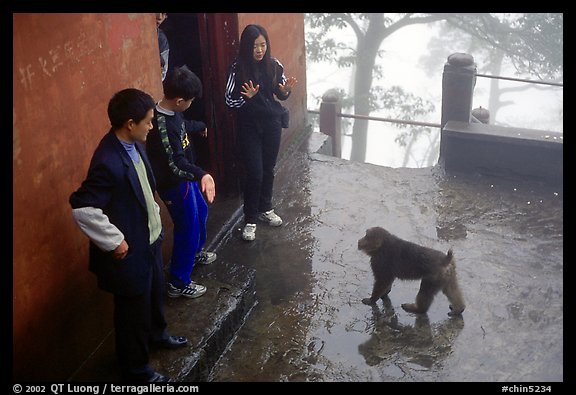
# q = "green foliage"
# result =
<box><xmin>508</xmin><ymin>13</ymin><xmax>563</xmax><ymax>79</ymax></box>
<box><xmin>306</xmin><ymin>34</ymin><xmax>352</xmax><ymax>64</ymax></box>
<box><xmin>442</xmin><ymin>13</ymin><xmax>563</xmax><ymax>80</ymax></box>
<box><xmin>371</xmin><ymin>86</ymin><xmax>435</xmax><ymax>120</ymax></box>
<box><xmin>306</xmin><ymin>13</ymin><xmax>563</xmax><ymax>107</ymax></box>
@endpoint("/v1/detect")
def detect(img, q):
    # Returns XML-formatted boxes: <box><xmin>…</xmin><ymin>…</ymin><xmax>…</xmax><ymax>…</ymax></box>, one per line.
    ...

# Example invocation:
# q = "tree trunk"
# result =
<box><xmin>488</xmin><ymin>49</ymin><xmax>505</xmax><ymax>121</ymax></box>
<box><xmin>349</xmin><ymin>17</ymin><xmax>384</xmax><ymax>162</ymax></box>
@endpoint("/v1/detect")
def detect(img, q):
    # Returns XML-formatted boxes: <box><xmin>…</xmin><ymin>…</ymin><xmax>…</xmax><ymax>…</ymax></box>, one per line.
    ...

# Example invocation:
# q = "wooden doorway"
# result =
<box><xmin>162</xmin><ymin>13</ymin><xmax>241</xmax><ymax>195</ymax></box>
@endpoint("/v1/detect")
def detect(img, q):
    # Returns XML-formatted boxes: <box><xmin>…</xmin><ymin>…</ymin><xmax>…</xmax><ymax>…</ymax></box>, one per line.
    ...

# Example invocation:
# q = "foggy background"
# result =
<box><xmin>305</xmin><ymin>14</ymin><xmax>563</xmax><ymax>168</ymax></box>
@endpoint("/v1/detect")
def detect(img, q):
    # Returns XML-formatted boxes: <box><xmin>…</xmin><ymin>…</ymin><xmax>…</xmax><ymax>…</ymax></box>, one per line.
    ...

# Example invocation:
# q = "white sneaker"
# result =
<box><xmin>242</xmin><ymin>223</ymin><xmax>257</xmax><ymax>241</ymax></box>
<box><xmin>167</xmin><ymin>282</ymin><xmax>207</xmax><ymax>298</ymax></box>
<box><xmin>195</xmin><ymin>250</ymin><xmax>217</xmax><ymax>265</ymax></box>
<box><xmin>258</xmin><ymin>209</ymin><xmax>283</xmax><ymax>227</ymax></box>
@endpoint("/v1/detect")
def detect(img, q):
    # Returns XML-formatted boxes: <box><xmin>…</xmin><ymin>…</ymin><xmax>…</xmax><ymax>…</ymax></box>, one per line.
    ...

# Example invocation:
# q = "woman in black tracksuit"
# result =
<box><xmin>225</xmin><ymin>24</ymin><xmax>297</xmax><ymax>241</ymax></box>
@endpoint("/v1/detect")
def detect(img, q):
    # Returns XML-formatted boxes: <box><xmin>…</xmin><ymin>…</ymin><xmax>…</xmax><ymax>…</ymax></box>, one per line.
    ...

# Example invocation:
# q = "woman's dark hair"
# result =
<box><xmin>163</xmin><ymin>65</ymin><xmax>203</xmax><ymax>100</ymax></box>
<box><xmin>107</xmin><ymin>88</ymin><xmax>155</xmax><ymax>130</ymax></box>
<box><xmin>237</xmin><ymin>24</ymin><xmax>277</xmax><ymax>87</ymax></box>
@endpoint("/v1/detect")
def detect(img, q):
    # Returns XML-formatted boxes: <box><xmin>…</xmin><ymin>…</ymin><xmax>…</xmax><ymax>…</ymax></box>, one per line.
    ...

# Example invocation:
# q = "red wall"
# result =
<box><xmin>12</xmin><ymin>12</ymin><xmax>308</xmax><ymax>381</ymax></box>
<box><xmin>13</xmin><ymin>13</ymin><xmax>163</xmax><ymax>381</ymax></box>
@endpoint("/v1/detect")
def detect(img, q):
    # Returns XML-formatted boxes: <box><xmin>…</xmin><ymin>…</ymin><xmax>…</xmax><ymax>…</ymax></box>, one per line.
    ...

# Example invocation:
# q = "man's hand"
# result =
<box><xmin>113</xmin><ymin>239</ymin><xmax>129</xmax><ymax>260</ymax></box>
<box><xmin>200</xmin><ymin>174</ymin><xmax>216</xmax><ymax>204</ymax></box>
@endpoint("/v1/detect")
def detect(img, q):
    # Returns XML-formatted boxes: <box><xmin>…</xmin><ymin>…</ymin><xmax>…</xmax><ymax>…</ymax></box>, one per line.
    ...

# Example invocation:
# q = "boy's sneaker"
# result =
<box><xmin>258</xmin><ymin>209</ymin><xmax>283</xmax><ymax>226</ymax></box>
<box><xmin>195</xmin><ymin>251</ymin><xmax>217</xmax><ymax>265</ymax></box>
<box><xmin>167</xmin><ymin>282</ymin><xmax>207</xmax><ymax>298</ymax></box>
<box><xmin>242</xmin><ymin>223</ymin><xmax>257</xmax><ymax>241</ymax></box>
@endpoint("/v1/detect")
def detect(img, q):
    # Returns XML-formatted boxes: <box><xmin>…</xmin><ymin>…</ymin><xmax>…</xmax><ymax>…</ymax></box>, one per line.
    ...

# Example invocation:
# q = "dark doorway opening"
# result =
<box><xmin>161</xmin><ymin>13</ymin><xmax>210</xmax><ymax>172</ymax></box>
<box><xmin>158</xmin><ymin>12</ymin><xmax>241</xmax><ymax>197</ymax></box>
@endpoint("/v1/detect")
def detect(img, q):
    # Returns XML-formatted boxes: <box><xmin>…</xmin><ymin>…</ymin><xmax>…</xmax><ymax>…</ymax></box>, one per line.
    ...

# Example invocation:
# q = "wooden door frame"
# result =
<box><xmin>196</xmin><ymin>13</ymin><xmax>241</xmax><ymax>196</ymax></box>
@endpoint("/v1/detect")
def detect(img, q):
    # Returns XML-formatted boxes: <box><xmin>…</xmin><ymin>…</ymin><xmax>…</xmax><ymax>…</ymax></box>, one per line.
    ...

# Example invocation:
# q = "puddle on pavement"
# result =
<box><xmin>209</xmin><ymin>149</ymin><xmax>563</xmax><ymax>382</ymax></box>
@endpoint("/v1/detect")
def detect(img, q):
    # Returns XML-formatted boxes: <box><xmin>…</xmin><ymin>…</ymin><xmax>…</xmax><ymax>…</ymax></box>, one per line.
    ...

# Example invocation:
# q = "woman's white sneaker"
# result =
<box><xmin>258</xmin><ymin>209</ymin><xmax>283</xmax><ymax>226</ymax></box>
<box><xmin>242</xmin><ymin>223</ymin><xmax>257</xmax><ymax>241</ymax></box>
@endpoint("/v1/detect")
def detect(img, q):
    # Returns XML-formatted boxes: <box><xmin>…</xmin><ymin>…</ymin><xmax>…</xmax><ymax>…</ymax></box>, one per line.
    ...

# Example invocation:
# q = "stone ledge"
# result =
<box><xmin>440</xmin><ymin>121</ymin><xmax>563</xmax><ymax>185</ymax></box>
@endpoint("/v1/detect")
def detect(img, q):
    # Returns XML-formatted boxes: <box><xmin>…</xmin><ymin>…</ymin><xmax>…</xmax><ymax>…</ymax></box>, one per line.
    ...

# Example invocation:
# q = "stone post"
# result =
<box><xmin>440</xmin><ymin>53</ymin><xmax>477</xmax><ymax>162</ymax></box>
<box><xmin>440</xmin><ymin>53</ymin><xmax>477</xmax><ymax>129</ymax></box>
<box><xmin>471</xmin><ymin>106</ymin><xmax>490</xmax><ymax>124</ymax></box>
<box><xmin>319</xmin><ymin>89</ymin><xmax>342</xmax><ymax>157</ymax></box>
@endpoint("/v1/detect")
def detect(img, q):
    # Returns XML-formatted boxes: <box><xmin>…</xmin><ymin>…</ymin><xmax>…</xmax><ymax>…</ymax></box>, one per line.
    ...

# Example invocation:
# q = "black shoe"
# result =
<box><xmin>153</xmin><ymin>335</ymin><xmax>188</xmax><ymax>349</ymax></box>
<box><xmin>121</xmin><ymin>370</ymin><xmax>171</xmax><ymax>383</ymax></box>
<box><xmin>147</xmin><ymin>371</ymin><xmax>170</xmax><ymax>382</ymax></box>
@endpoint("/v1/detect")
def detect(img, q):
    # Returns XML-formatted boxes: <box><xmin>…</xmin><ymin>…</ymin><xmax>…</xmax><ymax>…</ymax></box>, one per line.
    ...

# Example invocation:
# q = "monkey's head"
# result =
<box><xmin>358</xmin><ymin>227</ymin><xmax>389</xmax><ymax>255</ymax></box>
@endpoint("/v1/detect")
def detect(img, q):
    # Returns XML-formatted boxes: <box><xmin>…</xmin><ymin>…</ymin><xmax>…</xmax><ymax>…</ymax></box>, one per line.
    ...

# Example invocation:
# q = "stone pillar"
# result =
<box><xmin>440</xmin><ymin>53</ymin><xmax>477</xmax><ymax>162</ymax></box>
<box><xmin>319</xmin><ymin>89</ymin><xmax>342</xmax><ymax>157</ymax></box>
<box><xmin>440</xmin><ymin>53</ymin><xmax>477</xmax><ymax>129</ymax></box>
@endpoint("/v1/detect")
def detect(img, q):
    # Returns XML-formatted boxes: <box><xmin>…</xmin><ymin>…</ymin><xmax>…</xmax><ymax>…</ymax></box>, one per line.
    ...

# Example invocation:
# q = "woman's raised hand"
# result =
<box><xmin>279</xmin><ymin>76</ymin><xmax>298</xmax><ymax>95</ymax></box>
<box><xmin>241</xmin><ymin>80</ymin><xmax>260</xmax><ymax>98</ymax></box>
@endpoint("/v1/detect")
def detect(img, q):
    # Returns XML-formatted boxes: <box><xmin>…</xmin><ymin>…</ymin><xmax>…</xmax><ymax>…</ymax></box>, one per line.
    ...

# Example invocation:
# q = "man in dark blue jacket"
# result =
<box><xmin>70</xmin><ymin>88</ymin><xmax>187</xmax><ymax>382</ymax></box>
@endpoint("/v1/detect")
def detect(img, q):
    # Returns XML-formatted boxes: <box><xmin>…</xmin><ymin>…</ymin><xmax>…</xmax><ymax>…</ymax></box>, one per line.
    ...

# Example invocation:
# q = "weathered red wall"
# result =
<box><xmin>237</xmin><ymin>13</ymin><xmax>308</xmax><ymax>150</ymax></box>
<box><xmin>13</xmin><ymin>12</ymin><xmax>308</xmax><ymax>381</ymax></box>
<box><xmin>13</xmin><ymin>13</ymin><xmax>163</xmax><ymax>381</ymax></box>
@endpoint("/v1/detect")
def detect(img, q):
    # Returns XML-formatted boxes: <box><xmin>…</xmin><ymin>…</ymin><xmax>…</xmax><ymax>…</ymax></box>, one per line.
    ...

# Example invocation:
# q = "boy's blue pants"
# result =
<box><xmin>158</xmin><ymin>180</ymin><xmax>208</xmax><ymax>289</ymax></box>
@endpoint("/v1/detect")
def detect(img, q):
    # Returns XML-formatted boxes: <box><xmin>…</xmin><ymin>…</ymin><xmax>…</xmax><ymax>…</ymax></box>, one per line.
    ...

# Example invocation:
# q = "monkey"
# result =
<box><xmin>358</xmin><ymin>226</ymin><xmax>465</xmax><ymax>316</ymax></box>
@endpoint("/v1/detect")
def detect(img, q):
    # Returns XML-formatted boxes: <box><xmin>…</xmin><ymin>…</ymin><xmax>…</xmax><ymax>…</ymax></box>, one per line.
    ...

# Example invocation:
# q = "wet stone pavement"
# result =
<box><xmin>207</xmin><ymin>132</ymin><xmax>563</xmax><ymax>382</ymax></box>
<box><xmin>73</xmin><ymin>131</ymin><xmax>563</xmax><ymax>383</ymax></box>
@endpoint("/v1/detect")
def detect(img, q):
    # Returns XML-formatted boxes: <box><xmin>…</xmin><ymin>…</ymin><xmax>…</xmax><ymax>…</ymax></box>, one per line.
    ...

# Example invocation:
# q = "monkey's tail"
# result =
<box><xmin>443</xmin><ymin>249</ymin><xmax>454</xmax><ymax>265</ymax></box>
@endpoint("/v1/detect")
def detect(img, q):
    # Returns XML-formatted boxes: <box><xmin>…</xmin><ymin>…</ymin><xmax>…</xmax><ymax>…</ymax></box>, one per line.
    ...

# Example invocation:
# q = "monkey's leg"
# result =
<box><xmin>414</xmin><ymin>315</ymin><xmax>433</xmax><ymax>341</ymax></box>
<box><xmin>401</xmin><ymin>278</ymin><xmax>441</xmax><ymax>314</ymax></box>
<box><xmin>362</xmin><ymin>276</ymin><xmax>394</xmax><ymax>305</ymax></box>
<box><xmin>443</xmin><ymin>273</ymin><xmax>466</xmax><ymax>316</ymax></box>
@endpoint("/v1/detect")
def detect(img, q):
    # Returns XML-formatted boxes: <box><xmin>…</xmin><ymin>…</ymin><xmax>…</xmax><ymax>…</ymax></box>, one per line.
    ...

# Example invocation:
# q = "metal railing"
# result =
<box><xmin>308</xmin><ymin>108</ymin><xmax>440</xmax><ymax>158</ymax></box>
<box><xmin>308</xmin><ymin>109</ymin><xmax>441</xmax><ymax>129</ymax></box>
<box><xmin>475</xmin><ymin>73</ymin><xmax>563</xmax><ymax>87</ymax></box>
<box><xmin>310</xmin><ymin>53</ymin><xmax>562</xmax><ymax>158</ymax></box>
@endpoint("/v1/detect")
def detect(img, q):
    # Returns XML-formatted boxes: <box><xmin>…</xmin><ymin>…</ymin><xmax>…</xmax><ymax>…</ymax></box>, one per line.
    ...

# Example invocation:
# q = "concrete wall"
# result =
<box><xmin>441</xmin><ymin>121</ymin><xmax>563</xmax><ymax>186</ymax></box>
<box><xmin>237</xmin><ymin>13</ymin><xmax>308</xmax><ymax>150</ymax></box>
<box><xmin>13</xmin><ymin>13</ymin><xmax>163</xmax><ymax>381</ymax></box>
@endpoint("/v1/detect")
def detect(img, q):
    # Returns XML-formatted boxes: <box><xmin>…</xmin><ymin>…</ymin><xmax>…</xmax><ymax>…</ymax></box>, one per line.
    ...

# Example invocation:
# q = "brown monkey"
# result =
<box><xmin>358</xmin><ymin>227</ymin><xmax>465</xmax><ymax>316</ymax></box>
